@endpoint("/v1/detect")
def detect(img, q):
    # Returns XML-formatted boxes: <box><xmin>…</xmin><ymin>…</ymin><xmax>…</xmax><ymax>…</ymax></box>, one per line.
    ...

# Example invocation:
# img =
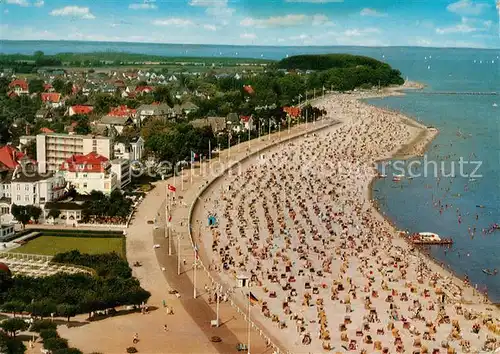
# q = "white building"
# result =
<box><xmin>58</xmin><ymin>152</ymin><xmax>118</xmax><ymax>195</ymax></box>
<box><xmin>36</xmin><ymin>133</ymin><xmax>113</xmax><ymax>173</ymax></box>
<box><xmin>113</xmin><ymin>137</ymin><xmax>144</xmax><ymax>161</ymax></box>
<box><xmin>10</xmin><ymin>167</ymin><xmax>66</xmax><ymax>207</ymax></box>
<box><xmin>111</xmin><ymin>159</ymin><xmax>131</xmax><ymax>189</ymax></box>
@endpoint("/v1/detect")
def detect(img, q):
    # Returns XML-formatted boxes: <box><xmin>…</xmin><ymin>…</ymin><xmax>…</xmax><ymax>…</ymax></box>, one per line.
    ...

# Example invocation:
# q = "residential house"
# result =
<box><xmin>41</xmin><ymin>93</ymin><xmax>64</xmax><ymax>108</ymax></box>
<box><xmin>10</xmin><ymin>166</ymin><xmax>66</xmax><ymax>207</ymax></box>
<box><xmin>35</xmin><ymin>109</ymin><xmax>53</xmax><ymax>121</ymax></box>
<box><xmin>43</xmin><ymin>83</ymin><xmax>54</xmax><ymax>92</ymax></box>
<box><xmin>136</xmin><ymin>103</ymin><xmax>174</xmax><ymax>123</ymax></box>
<box><xmin>98</xmin><ymin>105</ymin><xmax>136</xmax><ymax>134</ymax></box>
<box><xmin>190</xmin><ymin>117</ymin><xmax>227</xmax><ymax>134</ymax></box>
<box><xmin>8</xmin><ymin>79</ymin><xmax>29</xmax><ymax>96</ymax></box>
<box><xmin>36</xmin><ymin>133</ymin><xmax>113</xmax><ymax>173</ymax></box>
<box><xmin>135</xmin><ymin>86</ymin><xmax>154</xmax><ymax>95</ymax></box>
<box><xmin>113</xmin><ymin>136</ymin><xmax>144</xmax><ymax>161</ymax></box>
<box><xmin>67</xmin><ymin>105</ymin><xmax>94</xmax><ymax>116</ymax></box>
<box><xmin>0</xmin><ymin>145</ymin><xmax>27</xmax><ymax>170</ymax></box>
<box><xmin>58</xmin><ymin>152</ymin><xmax>118</xmax><ymax>195</ymax></box>
<box><xmin>18</xmin><ymin>136</ymin><xmax>36</xmax><ymax>150</ymax></box>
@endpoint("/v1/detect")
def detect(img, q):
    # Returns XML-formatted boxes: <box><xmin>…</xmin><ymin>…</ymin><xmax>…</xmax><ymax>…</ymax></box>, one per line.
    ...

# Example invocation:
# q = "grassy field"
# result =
<box><xmin>13</xmin><ymin>236</ymin><xmax>124</xmax><ymax>257</ymax></box>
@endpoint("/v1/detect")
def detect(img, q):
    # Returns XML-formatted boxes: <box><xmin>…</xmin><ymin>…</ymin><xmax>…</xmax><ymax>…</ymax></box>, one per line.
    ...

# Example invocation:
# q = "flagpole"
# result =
<box><xmin>218</xmin><ymin>144</ymin><xmax>221</xmax><ymax>162</ymax></box>
<box><xmin>305</xmin><ymin>106</ymin><xmax>308</xmax><ymax>130</ymax></box>
<box><xmin>177</xmin><ymin>233</ymin><xmax>181</xmax><ymax>275</ymax></box>
<box><xmin>248</xmin><ymin>124</ymin><xmax>251</xmax><ymax>150</ymax></box>
<box><xmin>209</xmin><ymin>140</ymin><xmax>211</xmax><ymax>160</ymax></box>
<box><xmin>228</xmin><ymin>134</ymin><xmax>230</xmax><ymax>158</ymax></box>
<box><xmin>168</xmin><ymin>191</ymin><xmax>172</xmax><ymax>256</ymax></box>
<box><xmin>193</xmin><ymin>246</ymin><xmax>197</xmax><ymax>299</ymax></box>
<box><xmin>268</xmin><ymin>118</ymin><xmax>271</xmax><ymax>140</ymax></box>
<box><xmin>247</xmin><ymin>293</ymin><xmax>251</xmax><ymax>354</ymax></box>
<box><xmin>216</xmin><ymin>286</ymin><xmax>220</xmax><ymax>327</ymax></box>
<box><xmin>190</xmin><ymin>152</ymin><xmax>193</xmax><ymax>185</ymax></box>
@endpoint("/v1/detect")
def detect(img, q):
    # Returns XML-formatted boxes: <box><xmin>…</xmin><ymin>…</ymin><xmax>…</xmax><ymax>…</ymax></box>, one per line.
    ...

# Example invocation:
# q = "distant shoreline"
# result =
<box><xmin>1</xmin><ymin>39</ymin><xmax>499</xmax><ymax>52</ymax></box>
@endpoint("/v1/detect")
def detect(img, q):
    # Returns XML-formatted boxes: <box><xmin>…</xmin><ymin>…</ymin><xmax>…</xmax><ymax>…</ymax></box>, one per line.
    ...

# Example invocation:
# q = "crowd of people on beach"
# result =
<box><xmin>199</xmin><ymin>94</ymin><xmax>499</xmax><ymax>353</ymax></box>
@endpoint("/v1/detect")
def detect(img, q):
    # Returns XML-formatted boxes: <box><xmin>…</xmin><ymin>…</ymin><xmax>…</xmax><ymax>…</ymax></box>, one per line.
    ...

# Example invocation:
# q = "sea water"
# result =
<box><xmin>1</xmin><ymin>40</ymin><xmax>499</xmax><ymax>300</ymax></box>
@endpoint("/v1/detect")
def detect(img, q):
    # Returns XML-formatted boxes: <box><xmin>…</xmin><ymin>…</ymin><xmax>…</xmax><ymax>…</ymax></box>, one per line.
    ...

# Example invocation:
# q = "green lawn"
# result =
<box><xmin>13</xmin><ymin>236</ymin><xmax>124</xmax><ymax>257</ymax></box>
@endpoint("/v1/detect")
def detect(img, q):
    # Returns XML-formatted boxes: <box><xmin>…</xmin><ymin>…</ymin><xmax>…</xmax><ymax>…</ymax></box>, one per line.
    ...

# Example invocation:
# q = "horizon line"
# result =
<box><xmin>0</xmin><ymin>39</ymin><xmax>498</xmax><ymax>52</ymax></box>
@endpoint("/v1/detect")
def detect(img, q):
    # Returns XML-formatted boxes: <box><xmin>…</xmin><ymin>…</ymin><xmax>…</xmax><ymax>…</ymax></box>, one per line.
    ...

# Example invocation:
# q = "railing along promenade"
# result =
<box><xmin>187</xmin><ymin>117</ymin><xmax>340</xmax><ymax>354</ymax></box>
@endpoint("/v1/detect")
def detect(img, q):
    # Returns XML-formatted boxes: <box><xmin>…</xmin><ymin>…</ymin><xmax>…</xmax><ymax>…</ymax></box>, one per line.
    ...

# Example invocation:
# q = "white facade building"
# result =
<box><xmin>36</xmin><ymin>133</ymin><xmax>113</xmax><ymax>173</ymax></box>
<box><xmin>111</xmin><ymin>159</ymin><xmax>131</xmax><ymax>189</ymax></box>
<box><xmin>58</xmin><ymin>152</ymin><xmax>118</xmax><ymax>195</ymax></box>
<box><xmin>10</xmin><ymin>168</ymin><xmax>66</xmax><ymax>207</ymax></box>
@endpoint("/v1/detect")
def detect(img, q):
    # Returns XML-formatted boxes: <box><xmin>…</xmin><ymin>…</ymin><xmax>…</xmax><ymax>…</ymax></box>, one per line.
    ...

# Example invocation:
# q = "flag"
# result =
<box><xmin>249</xmin><ymin>292</ymin><xmax>259</xmax><ymax>306</ymax></box>
<box><xmin>168</xmin><ymin>215</ymin><xmax>172</xmax><ymax>222</ymax></box>
<box><xmin>191</xmin><ymin>151</ymin><xmax>198</xmax><ymax>162</ymax></box>
<box><xmin>168</xmin><ymin>184</ymin><xmax>176</xmax><ymax>192</ymax></box>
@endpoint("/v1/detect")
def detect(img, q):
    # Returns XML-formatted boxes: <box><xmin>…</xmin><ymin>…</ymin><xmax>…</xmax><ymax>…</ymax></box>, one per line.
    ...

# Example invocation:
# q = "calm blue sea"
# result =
<box><xmin>1</xmin><ymin>40</ymin><xmax>499</xmax><ymax>301</ymax></box>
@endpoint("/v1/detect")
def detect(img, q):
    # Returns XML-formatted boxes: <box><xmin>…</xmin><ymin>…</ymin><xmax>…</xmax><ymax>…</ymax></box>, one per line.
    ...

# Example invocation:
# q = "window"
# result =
<box><xmin>93</xmin><ymin>139</ymin><xmax>97</xmax><ymax>146</ymax></box>
<box><xmin>83</xmin><ymin>183</ymin><xmax>88</xmax><ymax>188</ymax></box>
<box><xmin>16</xmin><ymin>195</ymin><xmax>20</xmax><ymax>201</ymax></box>
<box><xmin>16</xmin><ymin>185</ymin><xmax>20</xmax><ymax>191</ymax></box>
<box><xmin>25</xmin><ymin>185</ymin><xmax>29</xmax><ymax>191</ymax></box>
<box><xmin>25</xmin><ymin>196</ymin><xmax>30</xmax><ymax>202</ymax></box>
<box><xmin>83</xmin><ymin>173</ymin><xmax>87</xmax><ymax>178</ymax></box>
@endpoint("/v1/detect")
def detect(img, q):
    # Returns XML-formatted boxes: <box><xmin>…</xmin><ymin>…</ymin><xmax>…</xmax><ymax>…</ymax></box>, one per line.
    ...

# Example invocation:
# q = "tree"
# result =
<box><xmin>11</xmin><ymin>204</ymin><xmax>31</xmax><ymax>228</ymax></box>
<box><xmin>153</xmin><ymin>86</ymin><xmax>173</xmax><ymax>106</ymax></box>
<box><xmin>48</xmin><ymin>208</ymin><xmax>61</xmax><ymax>220</ymax></box>
<box><xmin>30</xmin><ymin>319</ymin><xmax>57</xmax><ymax>332</ymax></box>
<box><xmin>24</xmin><ymin>139</ymin><xmax>37</xmax><ymax>159</ymax></box>
<box><xmin>26</xmin><ymin>300</ymin><xmax>57</xmax><ymax>318</ymax></box>
<box><xmin>26</xmin><ymin>205</ymin><xmax>42</xmax><ymax>223</ymax></box>
<box><xmin>39</xmin><ymin>329</ymin><xmax>59</xmax><ymax>341</ymax></box>
<box><xmin>29</xmin><ymin>79</ymin><xmax>44</xmax><ymax>94</ymax></box>
<box><xmin>57</xmin><ymin>304</ymin><xmax>78</xmax><ymax>322</ymax></box>
<box><xmin>0</xmin><ymin>317</ymin><xmax>29</xmax><ymax>337</ymax></box>
<box><xmin>1</xmin><ymin>301</ymin><xmax>25</xmax><ymax>317</ymax></box>
<box><xmin>43</xmin><ymin>337</ymin><xmax>69</xmax><ymax>352</ymax></box>
<box><xmin>52</xmin><ymin>78</ymin><xmax>65</xmax><ymax>93</ymax></box>
<box><xmin>53</xmin><ymin>349</ymin><xmax>84</xmax><ymax>354</ymax></box>
<box><xmin>0</xmin><ymin>332</ymin><xmax>26</xmax><ymax>354</ymax></box>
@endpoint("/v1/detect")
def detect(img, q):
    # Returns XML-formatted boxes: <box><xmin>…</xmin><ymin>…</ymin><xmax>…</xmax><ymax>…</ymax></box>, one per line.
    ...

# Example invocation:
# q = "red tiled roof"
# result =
<box><xmin>70</xmin><ymin>105</ymin><xmax>94</xmax><ymax>115</ymax></box>
<box><xmin>135</xmin><ymin>86</ymin><xmax>153</xmax><ymax>93</ymax></box>
<box><xmin>60</xmin><ymin>152</ymin><xmax>109</xmax><ymax>173</ymax></box>
<box><xmin>41</xmin><ymin>92</ymin><xmax>61</xmax><ymax>103</ymax></box>
<box><xmin>109</xmin><ymin>105</ymin><xmax>136</xmax><ymax>117</ymax></box>
<box><xmin>0</xmin><ymin>145</ymin><xmax>25</xmax><ymax>169</ymax></box>
<box><xmin>240</xmin><ymin>115</ymin><xmax>252</xmax><ymax>123</ymax></box>
<box><xmin>43</xmin><ymin>83</ymin><xmax>53</xmax><ymax>91</ymax></box>
<box><xmin>40</xmin><ymin>127</ymin><xmax>54</xmax><ymax>134</ymax></box>
<box><xmin>9</xmin><ymin>79</ymin><xmax>28</xmax><ymax>90</ymax></box>
<box><xmin>283</xmin><ymin>106</ymin><xmax>301</xmax><ymax>118</ymax></box>
<box><xmin>243</xmin><ymin>85</ymin><xmax>255</xmax><ymax>95</ymax></box>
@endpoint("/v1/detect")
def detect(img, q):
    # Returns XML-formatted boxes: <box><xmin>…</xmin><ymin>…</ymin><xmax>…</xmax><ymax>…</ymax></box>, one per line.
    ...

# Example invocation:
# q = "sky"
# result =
<box><xmin>0</xmin><ymin>0</ymin><xmax>499</xmax><ymax>48</ymax></box>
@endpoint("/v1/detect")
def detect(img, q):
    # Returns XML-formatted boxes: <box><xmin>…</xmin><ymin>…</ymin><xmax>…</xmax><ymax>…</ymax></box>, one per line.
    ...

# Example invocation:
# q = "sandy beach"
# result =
<box><xmin>191</xmin><ymin>90</ymin><xmax>500</xmax><ymax>354</ymax></box>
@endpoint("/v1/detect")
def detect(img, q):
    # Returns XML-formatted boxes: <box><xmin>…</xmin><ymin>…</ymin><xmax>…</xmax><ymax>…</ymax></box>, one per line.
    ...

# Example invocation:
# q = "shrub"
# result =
<box><xmin>43</xmin><ymin>337</ymin><xmax>68</xmax><ymax>351</ymax></box>
<box><xmin>30</xmin><ymin>319</ymin><xmax>57</xmax><ymax>332</ymax></box>
<box><xmin>126</xmin><ymin>347</ymin><xmax>138</xmax><ymax>353</ymax></box>
<box><xmin>40</xmin><ymin>328</ymin><xmax>59</xmax><ymax>340</ymax></box>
